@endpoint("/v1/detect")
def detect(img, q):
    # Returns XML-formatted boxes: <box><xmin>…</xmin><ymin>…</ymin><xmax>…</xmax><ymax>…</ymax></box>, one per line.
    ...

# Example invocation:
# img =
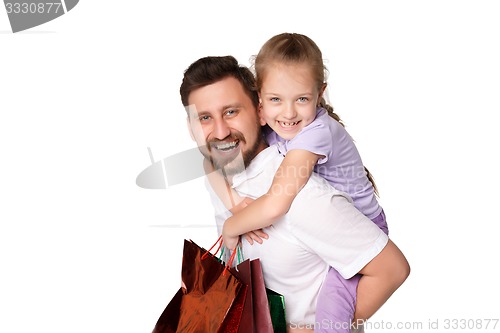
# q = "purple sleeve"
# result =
<box><xmin>285</xmin><ymin>120</ymin><xmax>333</xmax><ymax>164</ymax></box>
<box><xmin>264</xmin><ymin>126</ymin><xmax>282</xmax><ymax>146</ymax></box>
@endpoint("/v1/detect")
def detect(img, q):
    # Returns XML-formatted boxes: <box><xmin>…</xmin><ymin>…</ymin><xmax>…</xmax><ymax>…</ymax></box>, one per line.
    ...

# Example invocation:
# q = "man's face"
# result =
<box><xmin>187</xmin><ymin>76</ymin><xmax>267</xmax><ymax>176</ymax></box>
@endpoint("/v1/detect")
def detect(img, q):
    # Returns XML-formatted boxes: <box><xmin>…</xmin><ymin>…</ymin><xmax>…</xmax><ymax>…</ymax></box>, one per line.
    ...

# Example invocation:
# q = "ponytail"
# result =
<box><xmin>319</xmin><ymin>97</ymin><xmax>380</xmax><ymax>197</ymax></box>
<box><xmin>319</xmin><ymin>97</ymin><xmax>344</xmax><ymax>127</ymax></box>
<box><xmin>364</xmin><ymin>166</ymin><xmax>379</xmax><ymax>197</ymax></box>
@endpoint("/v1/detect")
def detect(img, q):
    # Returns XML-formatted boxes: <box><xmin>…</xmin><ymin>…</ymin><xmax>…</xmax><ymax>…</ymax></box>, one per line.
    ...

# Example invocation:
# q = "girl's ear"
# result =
<box><xmin>318</xmin><ymin>83</ymin><xmax>327</xmax><ymax>100</ymax></box>
<box><xmin>258</xmin><ymin>104</ymin><xmax>267</xmax><ymax>126</ymax></box>
<box><xmin>257</xmin><ymin>94</ymin><xmax>267</xmax><ymax>126</ymax></box>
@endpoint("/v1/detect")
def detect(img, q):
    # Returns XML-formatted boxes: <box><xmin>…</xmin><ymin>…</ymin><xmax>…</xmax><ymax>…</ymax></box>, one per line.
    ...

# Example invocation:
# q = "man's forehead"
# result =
<box><xmin>186</xmin><ymin>77</ymin><xmax>253</xmax><ymax>116</ymax></box>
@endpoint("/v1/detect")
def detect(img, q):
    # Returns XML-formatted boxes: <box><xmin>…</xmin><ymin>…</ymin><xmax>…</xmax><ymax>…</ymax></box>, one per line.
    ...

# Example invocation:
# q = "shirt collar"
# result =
<box><xmin>316</xmin><ymin>106</ymin><xmax>327</xmax><ymax>117</ymax></box>
<box><xmin>231</xmin><ymin>144</ymin><xmax>281</xmax><ymax>188</ymax></box>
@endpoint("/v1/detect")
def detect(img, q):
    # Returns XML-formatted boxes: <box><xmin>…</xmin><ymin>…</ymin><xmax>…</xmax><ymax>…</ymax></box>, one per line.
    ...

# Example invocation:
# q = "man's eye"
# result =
<box><xmin>199</xmin><ymin>115</ymin><xmax>211</xmax><ymax>121</ymax></box>
<box><xmin>225</xmin><ymin>109</ymin><xmax>237</xmax><ymax>116</ymax></box>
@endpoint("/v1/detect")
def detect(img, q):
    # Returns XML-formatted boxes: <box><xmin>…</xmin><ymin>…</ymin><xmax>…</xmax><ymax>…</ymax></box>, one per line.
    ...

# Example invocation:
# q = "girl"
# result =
<box><xmin>206</xmin><ymin>33</ymin><xmax>389</xmax><ymax>332</ymax></box>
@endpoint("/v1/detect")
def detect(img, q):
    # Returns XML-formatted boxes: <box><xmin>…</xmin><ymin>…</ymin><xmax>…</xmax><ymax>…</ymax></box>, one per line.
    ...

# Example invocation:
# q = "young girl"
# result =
<box><xmin>206</xmin><ymin>33</ymin><xmax>389</xmax><ymax>332</ymax></box>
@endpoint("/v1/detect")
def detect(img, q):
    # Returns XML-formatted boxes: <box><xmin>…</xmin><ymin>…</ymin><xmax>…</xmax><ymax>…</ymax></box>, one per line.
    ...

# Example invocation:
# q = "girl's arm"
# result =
<box><xmin>222</xmin><ymin>149</ymin><xmax>321</xmax><ymax>249</ymax></box>
<box><xmin>354</xmin><ymin>239</ymin><xmax>411</xmax><ymax>324</ymax></box>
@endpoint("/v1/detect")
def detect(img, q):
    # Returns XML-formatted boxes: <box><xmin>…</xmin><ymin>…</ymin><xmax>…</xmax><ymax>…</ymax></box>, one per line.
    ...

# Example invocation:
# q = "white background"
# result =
<box><xmin>1</xmin><ymin>1</ymin><xmax>499</xmax><ymax>332</ymax></box>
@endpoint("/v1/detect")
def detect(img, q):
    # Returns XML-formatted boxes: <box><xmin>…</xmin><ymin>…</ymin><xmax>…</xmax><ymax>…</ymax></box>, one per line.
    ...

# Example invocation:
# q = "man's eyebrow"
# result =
<box><xmin>188</xmin><ymin>109</ymin><xmax>209</xmax><ymax>118</ymax></box>
<box><xmin>189</xmin><ymin>104</ymin><xmax>243</xmax><ymax>117</ymax></box>
<box><xmin>221</xmin><ymin>103</ymin><xmax>242</xmax><ymax>110</ymax></box>
<box><xmin>194</xmin><ymin>110</ymin><xmax>210</xmax><ymax>116</ymax></box>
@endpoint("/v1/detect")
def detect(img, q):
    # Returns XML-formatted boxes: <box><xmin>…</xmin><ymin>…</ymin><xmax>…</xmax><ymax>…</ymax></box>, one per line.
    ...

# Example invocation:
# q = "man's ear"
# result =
<box><xmin>185</xmin><ymin>104</ymin><xmax>199</xmax><ymax>142</ymax></box>
<box><xmin>186</xmin><ymin>116</ymin><xmax>195</xmax><ymax>141</ymax></box>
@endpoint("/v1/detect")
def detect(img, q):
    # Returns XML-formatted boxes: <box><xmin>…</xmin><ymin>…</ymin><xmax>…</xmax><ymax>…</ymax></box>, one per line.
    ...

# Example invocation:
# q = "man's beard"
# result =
<box><xmin>200</xmin><ymin>130</ymin><xmax>265</xmax><ymax>176</ymax></box>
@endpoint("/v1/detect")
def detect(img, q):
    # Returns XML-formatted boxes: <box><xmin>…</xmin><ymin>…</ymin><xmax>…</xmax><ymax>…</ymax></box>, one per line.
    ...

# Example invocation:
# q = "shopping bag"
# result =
<box><xmin>233</xmin><ymin>251</ymin><xmax>288</xmax><ymax>333</ymax></box>
<box><xmin>266</xmin><ymin>288</ymin><xmax>287</xmax><ymax>333</ymax></box>
<box><xmin>233</xmin><ymin>247</ymin><xmax>286</xmax><ymax>332</ymax></box>
<box><xmin>249</xmin><ymin>259</ymin><xmax>275</xmax><ymax>332</ymax></box>
<box><xmin>219</xmin><ymin>248</ymin><xmax>276</xmax><ymax>333</ymax></box>
<box><xmin>231</xmin><ymin>254</ymin><xmax>279</xmax><ymax>333</ymax></box>
<box><xmin>228</xmin><ymin>259</ymin><xmax>254</xmax><ymax>332</ymax></box>
<box><xmin>152</xmin><ymin>239</ymin><xmax>246</xmax><ymax>333</ymax></box>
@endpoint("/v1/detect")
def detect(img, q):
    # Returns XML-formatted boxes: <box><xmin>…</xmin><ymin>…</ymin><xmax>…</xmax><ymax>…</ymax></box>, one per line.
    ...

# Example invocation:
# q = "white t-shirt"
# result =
<box><xmin>207</xmin><ymin>144</ymin><xmax>388</xmax><ymax>326</ymax></box>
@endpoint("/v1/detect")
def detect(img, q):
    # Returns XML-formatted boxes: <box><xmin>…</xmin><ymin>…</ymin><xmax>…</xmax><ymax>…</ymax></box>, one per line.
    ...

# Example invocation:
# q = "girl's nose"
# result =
<box><xmin>282</xmin><ymin>103</ymin><xmax>297</xmax><ymax>119</ymax></box>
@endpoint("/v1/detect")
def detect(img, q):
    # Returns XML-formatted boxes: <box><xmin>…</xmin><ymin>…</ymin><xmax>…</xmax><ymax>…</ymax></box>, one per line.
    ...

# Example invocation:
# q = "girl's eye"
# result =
<box><xmin>270</xmin><ymin>97</ymin><xmax>280</xmax><ymax>102</ymax></box>
<box><xmin>298</xmin><ymin>97</ymin><xmax>309</xmax><ymax>102</ymax></box>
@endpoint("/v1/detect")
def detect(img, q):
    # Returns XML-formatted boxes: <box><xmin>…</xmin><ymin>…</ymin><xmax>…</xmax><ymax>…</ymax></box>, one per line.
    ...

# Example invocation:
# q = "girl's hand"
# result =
<box><xmin>229</xmin><ymin>197</ymin><xmax>254</xmax><ymax>215</ymax></box>
<box><xmin>243</xmin><ymin>229</ymin><xmax>269</xmax><ymax>245</ymax></box>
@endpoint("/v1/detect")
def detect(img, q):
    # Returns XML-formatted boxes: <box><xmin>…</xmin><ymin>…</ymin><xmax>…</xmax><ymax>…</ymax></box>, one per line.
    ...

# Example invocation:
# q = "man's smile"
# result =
<box><xmin>211</xmin><ymin>140</ymin><xmax>240</xmax><ymax>152</ymax></box>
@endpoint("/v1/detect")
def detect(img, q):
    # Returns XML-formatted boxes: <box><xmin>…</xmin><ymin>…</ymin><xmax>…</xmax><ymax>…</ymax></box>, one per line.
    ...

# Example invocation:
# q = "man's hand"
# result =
<box><xmin>222</xmin><ymin>232</ymin><xmax>239</xmax><ymax>251</ymax></box>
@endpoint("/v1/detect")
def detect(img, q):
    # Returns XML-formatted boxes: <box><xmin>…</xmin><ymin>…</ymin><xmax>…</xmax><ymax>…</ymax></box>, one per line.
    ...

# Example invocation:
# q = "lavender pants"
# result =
<box><xmin>314</xmin><ymin>210</ymin><xmax>389</xmax><ymax>333</ymax></box>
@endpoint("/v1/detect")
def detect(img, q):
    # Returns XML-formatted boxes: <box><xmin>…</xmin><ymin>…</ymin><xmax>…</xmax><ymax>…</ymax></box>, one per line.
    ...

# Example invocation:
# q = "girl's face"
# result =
<box><xmin>259</xmin><ymin>62</ymin><xmax>325</xmax><ymax>140</ymax></box>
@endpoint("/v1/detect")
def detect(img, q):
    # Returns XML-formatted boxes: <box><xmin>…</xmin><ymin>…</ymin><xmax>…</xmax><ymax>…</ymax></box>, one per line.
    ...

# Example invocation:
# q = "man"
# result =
<box><xmin>180</xmin><ymin>56</ymin><xmax>410</xmax><ymax>332</ymax></box>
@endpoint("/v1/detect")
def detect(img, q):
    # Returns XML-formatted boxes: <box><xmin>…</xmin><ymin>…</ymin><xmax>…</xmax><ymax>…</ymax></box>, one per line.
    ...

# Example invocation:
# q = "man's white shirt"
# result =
<box><xmin>206</xmin><ymin>144</ymin><xmax>388</xmax><ymax>325</ymax></box>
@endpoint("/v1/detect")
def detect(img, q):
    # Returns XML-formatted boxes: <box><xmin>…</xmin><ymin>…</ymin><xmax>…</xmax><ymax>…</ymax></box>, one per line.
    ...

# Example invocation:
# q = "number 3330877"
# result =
<box><xmin>5</xmin><ymin>3</ymin><xmax>62</xmax><ymax>14</ymax></box>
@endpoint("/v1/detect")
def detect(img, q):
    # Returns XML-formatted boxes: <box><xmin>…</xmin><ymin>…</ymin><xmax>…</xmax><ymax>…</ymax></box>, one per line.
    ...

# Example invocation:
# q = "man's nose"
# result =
<box><xmin>212</xmin><ymin>118</ymin><xmax>231</xmax><ymax>140</ymax></box>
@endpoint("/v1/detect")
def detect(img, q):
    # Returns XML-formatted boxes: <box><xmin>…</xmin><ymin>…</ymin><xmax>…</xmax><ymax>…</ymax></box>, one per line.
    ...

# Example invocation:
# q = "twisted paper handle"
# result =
<box><xmin>201</xmin><ymin>235</ymin><xmax>243</xmax><ymax>276</ymax></box>
<box><xmin>201</xmin><ymin>235</ymin><xmax>223</xmax><ymax>260</ymax></box>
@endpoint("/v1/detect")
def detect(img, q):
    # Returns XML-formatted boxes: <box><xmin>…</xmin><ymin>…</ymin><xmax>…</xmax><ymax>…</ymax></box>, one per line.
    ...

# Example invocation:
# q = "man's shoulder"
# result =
<box><xmin>298</xmin><ymin>172</ymin><xmax>353</xmax><ymax>203</ymax></box>
<box><xmin>252</xmin><ymin>145</ymin><xmax>352</xmax><ymax>202</ymax></box>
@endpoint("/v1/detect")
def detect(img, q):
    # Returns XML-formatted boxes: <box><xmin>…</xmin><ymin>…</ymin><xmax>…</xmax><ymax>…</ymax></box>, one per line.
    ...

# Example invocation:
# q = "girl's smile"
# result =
<box><xmin>259</xmin><ymin>63</ymin><xmax>323</xmax><ymax>140</ymax></box>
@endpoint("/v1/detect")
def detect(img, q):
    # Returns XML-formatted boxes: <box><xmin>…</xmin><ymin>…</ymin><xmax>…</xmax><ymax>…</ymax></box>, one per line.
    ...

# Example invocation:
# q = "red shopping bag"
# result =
<box><xmin>236</xmin><ymin>256</ymin><xmax>286</xmax><ymax>332</ymax></box>
<box><xmin>152</xmin><ymin>239</ymin><xmax>246</xmax><ymax>333</ymax></box>
<box><xmin>229</xmin><ymin>256</ymin><xmax>274</xmax><ymax>333</ymax></box>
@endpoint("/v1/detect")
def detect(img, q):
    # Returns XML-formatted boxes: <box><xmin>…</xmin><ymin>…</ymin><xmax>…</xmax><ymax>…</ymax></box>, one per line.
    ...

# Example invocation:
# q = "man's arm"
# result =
<box><xmin>354</xmin><ymin>239</ymin><xmax>410</xmax><ymax>323</ymax></box>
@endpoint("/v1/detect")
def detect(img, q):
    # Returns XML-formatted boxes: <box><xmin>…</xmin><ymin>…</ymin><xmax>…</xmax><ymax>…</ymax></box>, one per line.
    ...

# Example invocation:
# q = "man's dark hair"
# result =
<box><xmin>180</xmin><ymin>56</ymin><xmax>259</xmax><ymax>110</ymax></box>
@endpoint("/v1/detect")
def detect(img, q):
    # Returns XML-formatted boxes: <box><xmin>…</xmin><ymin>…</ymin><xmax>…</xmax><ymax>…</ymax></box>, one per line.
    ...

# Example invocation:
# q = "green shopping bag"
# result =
<box><xmin>266</xmin><ymin>288</ymin><xmax>287</xmax><ymax>333</ymax></box>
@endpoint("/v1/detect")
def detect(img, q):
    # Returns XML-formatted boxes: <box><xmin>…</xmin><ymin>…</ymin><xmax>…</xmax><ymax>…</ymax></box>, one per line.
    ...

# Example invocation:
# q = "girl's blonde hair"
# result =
<box><xmin>254</xmin><ymin>32</ymin><xmax>379</xmax><ymax>195</ymax></box>
<box><xmin>254</xmin><ymin>32</ymin><xmax>343</xmax><ymax>125</ymax></box>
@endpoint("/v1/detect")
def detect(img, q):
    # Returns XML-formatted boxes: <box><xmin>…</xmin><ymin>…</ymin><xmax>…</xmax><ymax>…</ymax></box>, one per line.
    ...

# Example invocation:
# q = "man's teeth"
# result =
<box><xmin>215</xmin><ymin>141</ymin><xmax>238</xmax><ymax>151</ymax></box>
<box><xmin>280</xmin><ymin>121</ymin><xmax>298</xmax><ymax>127</ymax></box>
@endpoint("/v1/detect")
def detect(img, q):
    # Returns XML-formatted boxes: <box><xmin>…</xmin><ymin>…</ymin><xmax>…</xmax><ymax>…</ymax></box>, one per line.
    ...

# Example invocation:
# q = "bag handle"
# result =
<box><xmin>202</xmin><ymin>236</ymin><xmax>244</xmax><ymax>276</ymax></box>
<box><xmin>201</xmin><ymin>235</ymin><xmax>223</xmax><ymax>260</ymax></box>
<box><xmin>225</xmin><ymin>242</ymin><xmax>245</xmax><ymax>272</ymax></box>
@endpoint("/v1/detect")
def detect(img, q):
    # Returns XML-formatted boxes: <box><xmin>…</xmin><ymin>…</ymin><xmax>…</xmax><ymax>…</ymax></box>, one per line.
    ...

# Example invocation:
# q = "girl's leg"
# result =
<box><xmin>371</xmin><ymin>209</ymin><xmax>389</xmax><ymax>236</ymax></box>
<box><xmin>315</xmin><ymin>267</ymin><xmax>361</xmax><ymax>333</ymax></box>
<box><xmin>314</xmin><ymin>211</ymin><xmax>388</xmax><ymax>332</ymax></box>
